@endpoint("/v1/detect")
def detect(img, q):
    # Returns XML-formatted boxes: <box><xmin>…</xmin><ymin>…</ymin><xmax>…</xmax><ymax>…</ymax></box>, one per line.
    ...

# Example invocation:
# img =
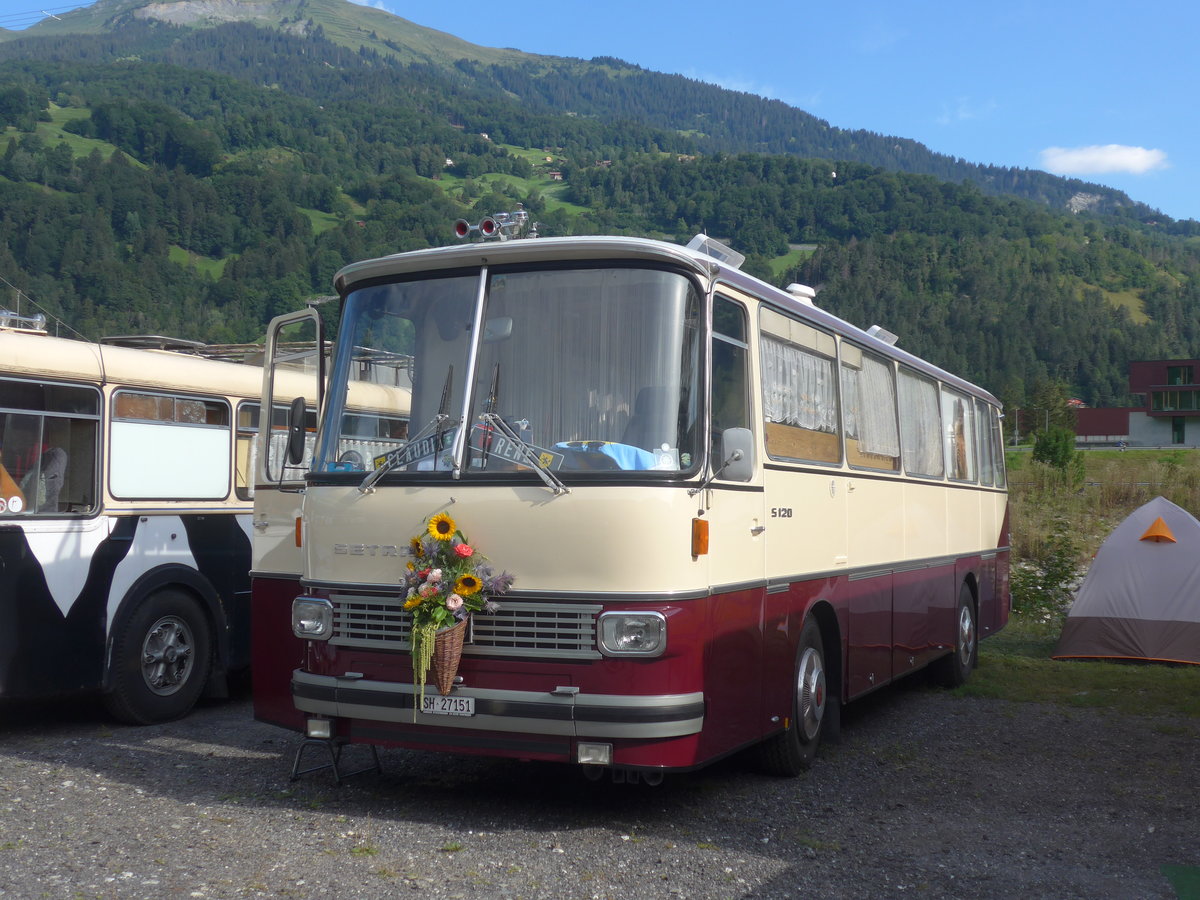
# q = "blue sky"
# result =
<box><xmin>10</xmin><ymin>0</ymin><xmax>1198</xmax><ymax>221</ymax></box>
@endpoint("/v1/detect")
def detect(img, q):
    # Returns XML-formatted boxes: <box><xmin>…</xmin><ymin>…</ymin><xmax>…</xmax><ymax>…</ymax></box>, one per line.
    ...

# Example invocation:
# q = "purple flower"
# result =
<box><xmin>483</xmin><ymin>570</ymin><xmax>514</xmax><ymax>594</ymax></box>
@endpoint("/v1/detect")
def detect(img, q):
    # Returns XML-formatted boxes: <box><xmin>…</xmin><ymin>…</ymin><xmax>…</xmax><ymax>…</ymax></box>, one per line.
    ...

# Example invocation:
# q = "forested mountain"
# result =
<box><xmin>0</xmin><ymin>0</ymin><xmax>1198</xmax><ymax>410</ymax></box>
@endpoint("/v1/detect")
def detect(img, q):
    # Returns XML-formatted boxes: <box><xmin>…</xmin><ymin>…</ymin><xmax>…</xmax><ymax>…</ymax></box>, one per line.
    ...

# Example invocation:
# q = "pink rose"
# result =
<box><xmin>419</xmin><ymin>583</ymin><xmax>438</xmax><ymax>598</ymax></box>
<box><xmin>454</xmin><ymin>544</ymin><xmax>474</xmax><ymax>558</ymax></box>
<box><xmin>446</xmin><ymin>594</ymin><xmax>464</xmax><ymax>612</ymax></box>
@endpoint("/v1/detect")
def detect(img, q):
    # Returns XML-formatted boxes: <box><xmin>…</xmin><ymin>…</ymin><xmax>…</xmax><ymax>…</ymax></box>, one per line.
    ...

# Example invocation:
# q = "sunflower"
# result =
<box><xmin>403</xmin><ymin>594</ymin><xmax>421</xmax><ymax>610</ymax></box>
<box><xmin>454</xmin><ymin>573</ymin><xmax>482</xmax><ymax>596</ymax></box>
<box><xmin>409</xmin><ymin>536</ymin><xmax>425</xmax><ymax>558</ymax></box>
<box><xmin>427</xmin><ymin>512</ymin><xmax>457</xmax><ymax>541</ymax></box>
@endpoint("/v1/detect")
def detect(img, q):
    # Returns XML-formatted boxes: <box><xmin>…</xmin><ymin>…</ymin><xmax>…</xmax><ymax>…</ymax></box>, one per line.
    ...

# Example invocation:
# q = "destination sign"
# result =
<box><xmin>372</xmin><ymin>428</ymin><xmax>455</xmax><ymax>471</ymax></box>
<box><xmin>469</xmin><ymin>424</ymin><xmax>563</xmax><ymax>470</ymax></box>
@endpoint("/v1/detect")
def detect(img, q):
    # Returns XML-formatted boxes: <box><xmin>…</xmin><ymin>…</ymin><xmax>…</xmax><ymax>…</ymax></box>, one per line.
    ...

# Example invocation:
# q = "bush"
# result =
<box><xmin>1010</xmin><ymin>519</ymin><xmax>1079</xmax><ymax>625</ymax></box>
<box><xmin>1032</xmin><ymin>426</ymin><xmax>1084</xmax><ymax>486</ymax></box>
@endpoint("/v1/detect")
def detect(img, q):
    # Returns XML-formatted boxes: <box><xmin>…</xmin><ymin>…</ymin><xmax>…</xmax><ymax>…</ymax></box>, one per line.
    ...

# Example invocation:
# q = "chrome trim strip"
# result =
<box><xmin>301</xmin><ymin>582</ymin><xmax>715</xmax><ymax>602</ymax></box>
<box><xmin>291</xmin><ymin>670</ymin><xmax>705</xmax><ymax>739</ymax></box>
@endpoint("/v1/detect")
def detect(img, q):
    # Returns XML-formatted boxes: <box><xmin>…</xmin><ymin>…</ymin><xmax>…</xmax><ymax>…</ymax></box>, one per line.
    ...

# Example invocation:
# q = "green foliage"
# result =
<box><xmin>1010</xmin><ymin>519</ymin><xmax>1079</xmax><ymax>625</ymax></box>
<box><xmin>1032</xmin><ymin>427</ymin><xmax>1085</xmax><ymax>486</ymax></box>
<box><xmin>0</xmin><ymin>13</ymin><xmax>1193</xmax><ymax>407</ymax></box>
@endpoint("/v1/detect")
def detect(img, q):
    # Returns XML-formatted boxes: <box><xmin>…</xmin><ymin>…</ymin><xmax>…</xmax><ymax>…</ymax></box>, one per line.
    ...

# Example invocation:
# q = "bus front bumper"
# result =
<box><xmin>291</xmin><ymin>669</ymin><xmax>705</xmax><ymax>740</ymax></box>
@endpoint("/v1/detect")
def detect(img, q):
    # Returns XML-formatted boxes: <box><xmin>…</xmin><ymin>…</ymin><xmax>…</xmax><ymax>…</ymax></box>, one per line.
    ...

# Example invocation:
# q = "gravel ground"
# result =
<box><xmin>0</xmin><ymin>678</ymin><xmax>1196</xmax><ymax>900</ymax></box>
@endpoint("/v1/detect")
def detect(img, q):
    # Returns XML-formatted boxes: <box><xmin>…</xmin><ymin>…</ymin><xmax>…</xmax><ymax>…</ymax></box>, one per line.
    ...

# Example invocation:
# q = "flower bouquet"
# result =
<box><xmin>403</xmin><ymin>512</ymin><xmax>512</xmax><ymax>713</ymax></box>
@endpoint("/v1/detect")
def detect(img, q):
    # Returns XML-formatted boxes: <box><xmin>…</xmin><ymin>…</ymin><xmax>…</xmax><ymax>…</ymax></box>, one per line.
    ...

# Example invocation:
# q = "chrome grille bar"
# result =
<box><xmin>329</xmin><ymin>595</ymin><xmax>603</xmax><ymax>659</ymax></box>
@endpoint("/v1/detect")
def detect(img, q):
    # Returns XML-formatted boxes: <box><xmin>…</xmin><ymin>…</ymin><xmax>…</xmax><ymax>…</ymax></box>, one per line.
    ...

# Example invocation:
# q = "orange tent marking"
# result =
<box><xmin>1139</xmin><ymin>517</ymin><xmax>1177</xmax><ymax>543</ymax></box>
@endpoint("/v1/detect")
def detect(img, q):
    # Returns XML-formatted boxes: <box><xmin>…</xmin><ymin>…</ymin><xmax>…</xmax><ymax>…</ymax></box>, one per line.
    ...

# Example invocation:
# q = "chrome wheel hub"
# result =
<box><xmin>141</xmin><ymin>616</ymin><xmax>195</xmax><ymax>696</ymax></box>
<box><xmin>797</xmin><ymin>646</ymin><xmax>826</xmax><ymax>742</ymax></box>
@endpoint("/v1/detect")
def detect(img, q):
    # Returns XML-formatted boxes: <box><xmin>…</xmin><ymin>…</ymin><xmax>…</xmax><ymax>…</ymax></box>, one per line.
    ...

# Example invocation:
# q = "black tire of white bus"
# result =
<box><xmin>103</xmin><ymin>587</ymin><xmax>214</xmax><ymax>725</ymax></box>
<box><xmin>757</xmin><ymin>617</ymin><xmax>838</xmax><ymax>777</ymax></box>
<box><xmin>930</xmin><ymin>581</ymin><xmax>978</xmax><ymax>688</ymax></box>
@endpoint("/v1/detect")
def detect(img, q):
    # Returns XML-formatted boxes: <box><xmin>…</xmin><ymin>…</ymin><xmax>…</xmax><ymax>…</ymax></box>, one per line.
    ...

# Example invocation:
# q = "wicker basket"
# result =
<box><xmin>431</xmin><ymin>618</ymin><xmax>468</xmax><ymax>695</ymax></box>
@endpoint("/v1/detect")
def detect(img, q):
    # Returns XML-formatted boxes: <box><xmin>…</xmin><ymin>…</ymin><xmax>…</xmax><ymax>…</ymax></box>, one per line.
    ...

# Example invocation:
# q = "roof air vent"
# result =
<box><xmin>785</xmin><ymin>283</ymin><xmax>817</xmax><ymax>305</ymax></box>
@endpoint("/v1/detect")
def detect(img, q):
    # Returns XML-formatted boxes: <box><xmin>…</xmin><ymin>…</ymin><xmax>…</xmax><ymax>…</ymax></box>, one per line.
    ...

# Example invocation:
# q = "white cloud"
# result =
<box><xmin>1040</xmin><ymin>144</ymin><xmax>1169</xmax><ymax>176</ymax></box>
<box><xmin>936</xmin><ymin>97</ymin><xmax>998</xmax><ymax>126</ymax></box>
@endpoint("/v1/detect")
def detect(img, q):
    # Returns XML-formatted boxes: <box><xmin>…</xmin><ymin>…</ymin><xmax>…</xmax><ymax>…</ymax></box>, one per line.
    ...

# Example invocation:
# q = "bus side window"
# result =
<box><xmin>759</xmin><ymin>313</ymin><xmax>840</xmax><ymax>465</ymax></box>
<box><xmin>711</xmin><ymin>297</ymin><xmax>750</xmax><ymax>464</ymax></box>
<box><xmin>0</xmin><ymin>381</ymin><xmax>99</xmax><ymax>516</ymax></box>
<box><xmin>841</xmin><ymin>345</ymin><xmax>900</xmax><ymax>471</ymax></box>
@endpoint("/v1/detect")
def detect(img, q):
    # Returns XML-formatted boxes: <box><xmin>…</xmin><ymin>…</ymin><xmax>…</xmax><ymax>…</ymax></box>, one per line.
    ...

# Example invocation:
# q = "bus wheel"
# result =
<box><xmin>757</xmin><ymin>618</ymin><xmax>831</xmax><ymax>776</ymax></box>
<box><xmin>932</xmin><ymin>583</ymin><xmax>977</xmax><ymax>688</ymax></box>
<box><xmin>103</xmin><ymin>589</ymin><xmax>212</xmax><ymax>725</ymax></box>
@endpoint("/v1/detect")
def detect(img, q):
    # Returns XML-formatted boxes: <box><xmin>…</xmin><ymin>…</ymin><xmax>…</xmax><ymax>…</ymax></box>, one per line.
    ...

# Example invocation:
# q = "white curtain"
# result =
<box><xmin>843</xmin><ymin>354</ymin><xmax>900</xmax><ymax>457</ymax></box>
<box><xmin>761</xmin><ymin>337</ymin><xmax>836</xmax><ymax>433</ymax></box>
<box><xmin>899</xmin><ymin>370</ymin><xmax>943</xmax><ymax>476</ymax></box>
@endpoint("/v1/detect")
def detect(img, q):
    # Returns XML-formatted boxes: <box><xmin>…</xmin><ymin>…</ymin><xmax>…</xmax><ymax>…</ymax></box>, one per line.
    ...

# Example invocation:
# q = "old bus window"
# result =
<box><xmin>760</xmin><ymin>309</ymin><xmax>839</xmax><ymax>464</ymax></box>
<box><xmin>976</xmin><ymin>398</ymin><xmax>995</xmax><ymax>486</ymax></box>
<box><xmin>840</xmin><ymin>344</ymin><xmax>899</xmax><ymax>471</ymax></box>
<box><xmin>0</xmin><ymin>378</ymin><xmax>99</xmax><ymax>516</ymax></box>
<box><xmin>941</xmin><ymin>387</ymin><xmax>976</xmax><ymax>482</ymax></box>
<box><xmin>712</xmin><ymin>296</ymin><xmax>751</xmax><ymax>460</ymax></box>
<box><xmin>238</xmin><ymin>401</ymin><xmax>320</xmax><ymax>494</ymax></box>
<box><xmin>898</xmin><ymin>368</ymin><xmax>944</xmax><ymax>478</ymax></box>
<box><xmin>111</xmin><ymin>390</ymin><xmax>231</xmax><ymax>500</ymax></box>
<box><xmin>991</xmin><ymin>407</ymin><xmax>1007</xmax><ymax>488</ymax></box>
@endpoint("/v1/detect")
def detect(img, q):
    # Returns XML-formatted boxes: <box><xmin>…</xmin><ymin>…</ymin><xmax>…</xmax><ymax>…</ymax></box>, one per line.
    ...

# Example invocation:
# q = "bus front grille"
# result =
<box><xmin>328</xmin><ymin>596</ymin><xmax>603</xmax><ymax>659</ymax></box>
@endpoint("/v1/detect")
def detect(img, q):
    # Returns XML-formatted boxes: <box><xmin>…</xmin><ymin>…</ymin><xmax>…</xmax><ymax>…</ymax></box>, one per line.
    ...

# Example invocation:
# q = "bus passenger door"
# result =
<box><xmin>702</xmin><ymin>296</ymin><xmax>767</xmax><ymax>752</ymax></box>
<box><xmin>250</xmin><ymin>308</ymin><xmax>324</xmax><ymax>730</ymax></box>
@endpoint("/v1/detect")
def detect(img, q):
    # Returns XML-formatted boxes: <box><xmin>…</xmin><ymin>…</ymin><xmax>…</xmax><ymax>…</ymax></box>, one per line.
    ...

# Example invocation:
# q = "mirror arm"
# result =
<box><xmin>687</xmin><ymin>448</ymin><xmax>744</xmax><ymax>497</ymax></box>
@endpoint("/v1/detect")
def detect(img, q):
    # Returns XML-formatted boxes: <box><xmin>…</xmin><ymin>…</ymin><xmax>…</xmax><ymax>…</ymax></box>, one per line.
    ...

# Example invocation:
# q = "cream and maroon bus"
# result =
<box><xmin>0</xmin><ymin>312</ymin><xmax>330</xmax><ymax>723</ymax></box>
<box><xmin>251</xmin><ymin>232</ymin><xmax>1009</xmax><ymax>781</ymax></box>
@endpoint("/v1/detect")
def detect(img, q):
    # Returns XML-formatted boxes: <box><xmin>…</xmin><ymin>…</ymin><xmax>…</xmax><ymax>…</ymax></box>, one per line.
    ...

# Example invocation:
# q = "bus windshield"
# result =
<box><xmin>316</xmin><ymin>265</ymin><xmax>703</xmax><ymax>477</ymax></box>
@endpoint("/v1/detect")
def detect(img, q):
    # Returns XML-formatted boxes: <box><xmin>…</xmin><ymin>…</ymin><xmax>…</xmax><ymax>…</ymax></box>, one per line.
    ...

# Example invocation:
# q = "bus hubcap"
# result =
<box><xmin>797</xmin><ymin>647</ymin><xmax>826</xmax><ymax>742</ymax></box>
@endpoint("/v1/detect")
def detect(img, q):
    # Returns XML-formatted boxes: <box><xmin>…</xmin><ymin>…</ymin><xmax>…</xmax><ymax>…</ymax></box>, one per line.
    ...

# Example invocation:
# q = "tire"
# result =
<box><xmin>103</xmin><ymin>589</ymin><xmax>213</xmax><ymax>725</ymax></box>
<box><xmin>757</xmin><ymin>618</ymin><xmax>834</xmax><ymax>776</ymax></box>
<box><xmin>932</xmin><ymin>582</ymin><xmax>977</xmax><ymax>688</ymax></box>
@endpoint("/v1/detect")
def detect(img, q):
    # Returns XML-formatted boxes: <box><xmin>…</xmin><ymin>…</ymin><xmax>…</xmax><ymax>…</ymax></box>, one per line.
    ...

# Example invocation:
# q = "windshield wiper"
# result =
<box><xmin>479</xmin><ymin>412</ymin><xmax>569</xmax><ymax>495</ymax></box>
<box><xmin>358</xmin><ymin>366</ymin><xmax>457</xmax><ymax>494</ymax></box>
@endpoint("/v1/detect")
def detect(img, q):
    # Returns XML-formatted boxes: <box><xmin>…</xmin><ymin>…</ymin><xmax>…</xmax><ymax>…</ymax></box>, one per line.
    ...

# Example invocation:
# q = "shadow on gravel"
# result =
<box><xmin>0</xmin><ymin>672</ymin><xmax>929</xmax><ymax>838</ymax></box>
<box><xmin>2</xmin><ymin>673</ymin><xmax>1194</xmax><ymax>898</ymax></box>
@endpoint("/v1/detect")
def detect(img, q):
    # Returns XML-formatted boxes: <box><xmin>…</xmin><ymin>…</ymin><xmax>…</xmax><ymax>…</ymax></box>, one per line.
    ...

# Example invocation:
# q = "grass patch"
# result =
<box><xmin>767</xmin><ymin>244</ymin><xmax>817</xmax><ymax>278</ymax></box>
<box><xmin>1099</xmin><ymin>286</ymin><xmax>1148</xmax><ymax>324</ymax></box>
<box><xmin>966</xmin><ymin>615</ymin><xmax>1200</xmax><ymax>718</ymax></box>
<box><xmin>298</xmin><ymin>206</ymin><xmax>342</xmax><ymax>235</ymax></box>
<box><xmin>22</xmin><ymin>103</ymin><xmax>130</xmax><ymax>162</ymax></box>
<box><xmin>168</xmin><ymin>245</ymin><xmax>229</xmax><ymax>279</ymax></box>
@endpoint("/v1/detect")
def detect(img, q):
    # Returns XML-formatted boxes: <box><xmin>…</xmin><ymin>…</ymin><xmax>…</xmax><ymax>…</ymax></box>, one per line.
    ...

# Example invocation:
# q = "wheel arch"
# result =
<box><xmin>806</xmin><ymin>599</ymin><xmax>843</xmax><ymax>704</ymax></box>
<box><xmin>103</xmin><ymin>564</ymin><xmax>230</xmax><ymax>692</ymax></box>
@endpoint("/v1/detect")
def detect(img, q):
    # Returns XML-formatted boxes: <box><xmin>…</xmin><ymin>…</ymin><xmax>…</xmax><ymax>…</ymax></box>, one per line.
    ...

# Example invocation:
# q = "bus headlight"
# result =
<box><xmin>292</xmin><ymin>597</ymin><xmax>333</xmax><ymax>640</ymax></box>
<box><xmin>598</xmin><ymin>612</ymin><xmax>666</xmax><ymax>657</ymax></box>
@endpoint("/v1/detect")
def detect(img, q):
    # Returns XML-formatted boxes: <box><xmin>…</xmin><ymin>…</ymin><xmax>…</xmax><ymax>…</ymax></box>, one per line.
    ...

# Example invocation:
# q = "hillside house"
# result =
<box><xmin>1075</xmin><ymin>359</ymin><xmax>1200</xmax><ymax>447</ymax></box>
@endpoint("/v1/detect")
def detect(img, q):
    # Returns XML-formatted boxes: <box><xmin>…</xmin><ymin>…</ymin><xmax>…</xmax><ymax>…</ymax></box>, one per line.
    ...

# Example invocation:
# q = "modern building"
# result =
<box><xmin>1075</xmin><ymin>359</ymin><xmax>1200</xmax><ymax>447</ymax></box>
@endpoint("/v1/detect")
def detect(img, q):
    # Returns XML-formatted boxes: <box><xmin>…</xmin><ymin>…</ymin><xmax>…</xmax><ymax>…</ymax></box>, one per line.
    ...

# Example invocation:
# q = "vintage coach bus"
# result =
<box><xmin>251</xmin><ymin>231</ymin><xmax>1009</xmax><ymax>781</ymax></box>
<box><xmin>0</xmin><ymin>313</ymin><xmax>328</xmax><ymax>723</ymax></box>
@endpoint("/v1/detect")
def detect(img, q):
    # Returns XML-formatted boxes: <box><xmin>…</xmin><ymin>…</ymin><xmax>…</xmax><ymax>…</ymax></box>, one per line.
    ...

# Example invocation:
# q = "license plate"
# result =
<box><xmin>420</xmin><ymin>694</ymin><xmax>475</xmax><ymax>716</ymax></box>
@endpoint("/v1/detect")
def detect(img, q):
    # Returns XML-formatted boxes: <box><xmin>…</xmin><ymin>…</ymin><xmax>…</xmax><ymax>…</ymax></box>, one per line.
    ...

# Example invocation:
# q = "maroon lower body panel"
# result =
<box><xmin>251</xmin><ymin>575</ymin><xmax>307</xmax><ymax>732</ymax></box>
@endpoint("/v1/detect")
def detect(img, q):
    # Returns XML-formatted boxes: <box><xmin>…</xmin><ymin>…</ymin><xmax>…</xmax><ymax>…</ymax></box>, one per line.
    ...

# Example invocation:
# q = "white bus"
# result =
<box><xmin>253</xmin><ymin>231</ymin><xmax>1009</xmax><ymax>780</ymax></box>
<box><xmin>0</xmin><ymin>313</ymin><xmax>323</xmax><ymax>723</ymax></box>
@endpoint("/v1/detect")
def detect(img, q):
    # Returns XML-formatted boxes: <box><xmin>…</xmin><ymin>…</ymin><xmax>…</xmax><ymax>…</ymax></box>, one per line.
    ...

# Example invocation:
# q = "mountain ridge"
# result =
<box><xmin>3</xmin><ymin>0</ymin><xmax>1164</xmax><ymax>221</ymax></box>
<box><xmin>0</xmin><ymin>0</ymin><xmax>1195</xmax><ymax>412</ymax></box>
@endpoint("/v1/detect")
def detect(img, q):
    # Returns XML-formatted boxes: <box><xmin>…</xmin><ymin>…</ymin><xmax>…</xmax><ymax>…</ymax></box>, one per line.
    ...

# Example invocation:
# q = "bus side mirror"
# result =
<box><xmin>286</xmin><ymin>396</ymin><xmax>307</xmax><ymax>466</ymax></box>
<box><xmin>720</xmin><ymin>427</ymin><xmax>754</xmax><ymax>482</ymax></box>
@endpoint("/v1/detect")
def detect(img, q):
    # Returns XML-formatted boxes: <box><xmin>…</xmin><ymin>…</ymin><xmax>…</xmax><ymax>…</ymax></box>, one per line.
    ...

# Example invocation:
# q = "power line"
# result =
<box><xmin>0</xmin><ymin>271</ymin><xmax>88</xmax><ymax>341</ymax></box>
<box><xmin>0</xmin><ymin>4</ymin><xmax>87</xmax><ymax>31</ymax></box>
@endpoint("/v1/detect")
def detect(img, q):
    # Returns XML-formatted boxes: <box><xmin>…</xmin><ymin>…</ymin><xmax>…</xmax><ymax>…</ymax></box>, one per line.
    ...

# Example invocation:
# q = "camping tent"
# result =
<box><xmin>1054</xmin><ymin>496</ymin><xmax>1200</xmax><ymax>665</ymax></box>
